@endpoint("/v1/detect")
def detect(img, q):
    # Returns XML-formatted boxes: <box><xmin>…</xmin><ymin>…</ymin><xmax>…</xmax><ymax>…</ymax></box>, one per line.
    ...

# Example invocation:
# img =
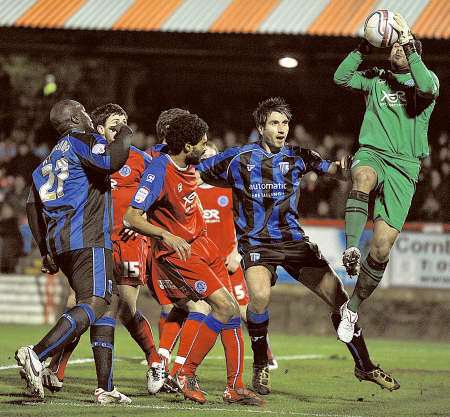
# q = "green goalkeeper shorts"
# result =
<box><xmin>352</xmin><ymin>147</ymin><xmax>420</xmax><ymax>232</ymax></box>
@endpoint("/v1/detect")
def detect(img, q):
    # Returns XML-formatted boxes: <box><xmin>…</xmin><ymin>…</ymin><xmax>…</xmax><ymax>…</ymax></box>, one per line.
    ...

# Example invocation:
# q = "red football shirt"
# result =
<box><xmin>111</xmin><ymin>146</ymin><xmax>152</xmax><ymax>241</ymax></box>
<box><xmin>131</xmin><ymin>154</ymin><xmax>205</xmax><ymax>258</ymax></box>
<box><xmin>196</xmin><ymin>185</ymin><xmax>235</xmax><ymax>256</ymax></box>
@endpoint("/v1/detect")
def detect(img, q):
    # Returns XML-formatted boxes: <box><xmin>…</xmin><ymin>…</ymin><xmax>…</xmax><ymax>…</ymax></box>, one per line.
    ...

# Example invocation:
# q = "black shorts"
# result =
<box><xmin>240</xmin><ymin>240</ymin><xmax>329</xmax><ymax>285</ymax></box>
<box><xmin>56</xmin><ymin>247</ymin><xmax>117</xmax><ymax>304</ymax></box>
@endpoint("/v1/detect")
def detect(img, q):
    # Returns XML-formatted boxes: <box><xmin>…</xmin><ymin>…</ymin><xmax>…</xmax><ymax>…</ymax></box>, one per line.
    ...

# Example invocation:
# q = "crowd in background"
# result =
<box><xmin>0</xmin><ymin>61</ymin><xmax>448</xmax><ymax>273</ymax></box>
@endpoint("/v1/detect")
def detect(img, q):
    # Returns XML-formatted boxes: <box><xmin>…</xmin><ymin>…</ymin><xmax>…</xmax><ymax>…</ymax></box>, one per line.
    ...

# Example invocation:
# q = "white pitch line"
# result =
<box><xmin>0</xmin><ymin>354</ymin><xmax>326</xmax><ymax>371</ymax></box>
<box><xmin>46</xmin><ymin>401</ymin><xmax>363</xmax><ymax>417</ymax></box>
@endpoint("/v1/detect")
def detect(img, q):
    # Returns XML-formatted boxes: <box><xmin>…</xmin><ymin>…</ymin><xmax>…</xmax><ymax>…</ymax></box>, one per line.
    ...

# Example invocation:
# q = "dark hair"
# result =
<box><xmin>156</xmin><ymin>108</ymin><xmax>190</xmax><ymax>142</ymax></box>
<box><xmin>165</xmin><ymin>114</ymin><xmax>208</xmax><ymax>155</ymax></box>
<box><xmin>253</xmin><ymin>97</ymin><xmax>292</xmax><ymax>129</ymax></box>
<box><xmin>91</xmin><ymin>103</ymin><xmax>127</xmax><ymax>128</ymax></box>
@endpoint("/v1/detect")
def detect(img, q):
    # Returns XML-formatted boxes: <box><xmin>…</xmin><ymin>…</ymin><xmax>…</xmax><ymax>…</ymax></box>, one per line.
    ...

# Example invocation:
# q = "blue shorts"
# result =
<box><xmin>241</xmin><ymin>240</ymin><xmax>329</xmax><ymax>285</ymax></box>
<box><xmin>56</xmin><ymin>248</ymin><xmax>116</xmax><ymax>303</ymax></box>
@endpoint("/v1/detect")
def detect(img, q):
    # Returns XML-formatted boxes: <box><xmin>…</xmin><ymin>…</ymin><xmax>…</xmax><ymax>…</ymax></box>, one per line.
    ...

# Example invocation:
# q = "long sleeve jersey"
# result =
<box><xmin>334</xmin><ymin>50</ymin><xmax>439</xmax><ymax>170</ymax></box>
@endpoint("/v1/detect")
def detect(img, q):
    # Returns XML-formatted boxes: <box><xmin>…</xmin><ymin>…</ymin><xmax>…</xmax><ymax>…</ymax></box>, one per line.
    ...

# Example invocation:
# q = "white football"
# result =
<box><xmin>364</xmin><ymin>10</ymin><xmax>399</xmax><ymax>48</ymax></box>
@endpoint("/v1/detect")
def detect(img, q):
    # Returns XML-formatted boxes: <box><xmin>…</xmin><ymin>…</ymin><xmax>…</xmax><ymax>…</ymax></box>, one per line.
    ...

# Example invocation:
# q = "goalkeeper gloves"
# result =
<box><xmin>356</xmin><ymin>38</ymin><xmax>372</xmax><ymax>55</ymax></box>
<box><xmin>392</xmin><ymin>13</ymin><xmax>414</xmax><ymax>45</ymax></box>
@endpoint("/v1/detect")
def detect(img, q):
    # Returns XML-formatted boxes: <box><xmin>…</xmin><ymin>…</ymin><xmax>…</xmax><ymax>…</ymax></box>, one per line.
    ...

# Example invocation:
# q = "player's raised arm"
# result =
<box><xmin>333</xmin><ymin>39</ymin><xmax>376</xmax><ymax>92</ymax></box>
<box><xmin>108</xmin><ymin>123</ymin><xmax>133</xmax><ymax>171</ymax></box>
<box><xmin>196</xmin><ymin>146</ymin><xmax>240</xmax><ymax>188</ymax></box>
<box><xmin>299</xmin><ymin>148</ymin><xmax>351</xmax><ymax>181</ymax></box>
<box><xmin>392</xmin><ymin>13</ymin><xmax>439</xmax><ymax>99</ymax></box>
<box><xmin>326</xmin><ymin>155</ymin><xmax>353</xmax><ymax>180</ymax></box>
<box><xmin>73</xmin><ymin>124</ymin><xmax>133</xmax><ymax>174</ymax></box>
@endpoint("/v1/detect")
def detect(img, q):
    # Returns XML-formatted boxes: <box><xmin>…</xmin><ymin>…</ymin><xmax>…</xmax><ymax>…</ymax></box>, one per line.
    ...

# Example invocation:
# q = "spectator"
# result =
<box><xmin>5</xmin><ymin>175</ymin><xmax>28</xmax><ymax>214</ymax></box>
<box><xmin>0</xmin><ymin>65</ymin><xmax>13</xmax><ymax>139</ymax></box>
<box><xmin>6</xmin><ymin>142</ymin><xmax>41</xmax><ymax>181</ymax></box>
<box><xmin>0</xmin><ymin>202</ymin><xmax>24</xmax><ymax>273</ymax></box>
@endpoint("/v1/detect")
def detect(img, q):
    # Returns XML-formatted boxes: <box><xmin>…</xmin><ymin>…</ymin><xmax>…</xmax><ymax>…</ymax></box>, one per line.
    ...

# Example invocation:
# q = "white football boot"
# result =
<box><xmin>146</xmin><ymin>361</ymin><xmax>166</xmax><ymax>394</ymax></box>
<box><xmin>337</xmin><ymin>301</ymin><xmax>359</xmax><ymax>343</ymax></box>
<box><xmin>94</xmin><ymin>387</ymin><xmax>132</xmax><ymax>405</ymax></box>
<box><xmin>15</xmin><ymin>346</ymin><xmax>44</xmax><ymax>398</ymax></box>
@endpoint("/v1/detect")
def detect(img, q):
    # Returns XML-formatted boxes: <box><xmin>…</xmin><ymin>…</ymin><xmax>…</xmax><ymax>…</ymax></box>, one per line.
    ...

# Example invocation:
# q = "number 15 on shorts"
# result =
<box><xmin>122</xmin><ymin>261</ymin><xmax>140</xmax><ymax>278</ymax></box>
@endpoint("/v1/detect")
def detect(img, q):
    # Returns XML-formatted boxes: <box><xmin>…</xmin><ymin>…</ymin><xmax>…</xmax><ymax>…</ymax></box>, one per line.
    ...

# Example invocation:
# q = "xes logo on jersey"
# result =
<box><xmin>380</xmin><ymin>90</ymin><xmax>406</xmax><ymax>106</ymax></box>
<box><xmin>182</xmin><ymin>191</ymin><xmax>198</xmax><ymax>213</ymax></box>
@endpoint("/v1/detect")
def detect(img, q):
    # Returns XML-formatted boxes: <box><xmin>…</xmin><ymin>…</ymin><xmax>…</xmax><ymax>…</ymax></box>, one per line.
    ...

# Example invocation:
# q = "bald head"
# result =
<box><xmin>50</xmin><ymin>99</ymin><xmax>93</xmax><ymax>134</ymax></box>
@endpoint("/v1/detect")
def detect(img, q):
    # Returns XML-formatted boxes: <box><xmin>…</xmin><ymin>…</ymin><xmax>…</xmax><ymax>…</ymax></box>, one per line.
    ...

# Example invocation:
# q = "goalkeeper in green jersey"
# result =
<box><xmin>333</xmin><ymin>13</ymin><xmax>439</xmax><ymax>343</ymax></box>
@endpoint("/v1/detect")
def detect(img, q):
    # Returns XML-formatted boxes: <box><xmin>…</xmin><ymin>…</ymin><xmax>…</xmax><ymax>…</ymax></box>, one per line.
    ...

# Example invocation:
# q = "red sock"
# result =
<box><xmin>180</xmin><ymin>314</ymin><xmax>223</xmax><ymax>377</ymax></box>
<box><xmin>221</xmin><ymin>326</ymin><xmax>244</xmax><ymax>389</ymax></box>
<box><xmin>159</xmin><ymin>307</ymin><xmax>187</xmax><ymax>361</ymax></box>
<box><xmin>48</xmin><ymin>336</ymin><xmax>80</xmax><ymax>381</ymax></box>
<box><xmin>124</xmin><ymin>311</ymin><xmax>159</xmax><ymax>365</ymax></box>
<box><xmin>169</xmin><ymin>314</ymin><xmax>204</xmax><ymax>377</ymax></box>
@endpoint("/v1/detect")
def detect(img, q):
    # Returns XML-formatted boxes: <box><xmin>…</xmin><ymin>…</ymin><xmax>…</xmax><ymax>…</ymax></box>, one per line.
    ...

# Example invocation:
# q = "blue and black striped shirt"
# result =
<box><xmin>197</xmin><ymin>142</ymin><xmax>331</xmax><ymax>249</ymax></box>
<box><xmin>30</xmin><ymin>129</ymin><xmax>114</xmax><ymax>256</ymax></box>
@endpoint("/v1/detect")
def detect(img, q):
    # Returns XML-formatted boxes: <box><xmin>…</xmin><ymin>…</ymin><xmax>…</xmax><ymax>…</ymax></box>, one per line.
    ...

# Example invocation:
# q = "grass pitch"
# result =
<box><xmin>0</xmin><ymin>324</ymin><xmax>448</xmax><ymax>417</ymax></box>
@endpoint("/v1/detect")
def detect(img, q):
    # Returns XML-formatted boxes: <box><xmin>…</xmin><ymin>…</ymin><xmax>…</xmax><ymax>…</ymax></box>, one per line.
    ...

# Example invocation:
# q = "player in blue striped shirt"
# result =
<box><xmin>17</xmin><ymin>100</ymin><xmax>132</xmax><ymax>403</ymax></box>
<box><xmin>198</xmin><ymin>97</ymin><xmax>399</xmax><ymax>394</ymax></box>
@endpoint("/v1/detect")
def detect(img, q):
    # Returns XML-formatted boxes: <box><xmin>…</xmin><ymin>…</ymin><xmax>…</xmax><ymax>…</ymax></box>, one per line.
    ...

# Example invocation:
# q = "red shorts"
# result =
<box><xmin>155</xmin><ymin>235</ymin><xmax>231</xmax><ymax>303</ymax></box>
<box><xmin>113</xmin><ymin>238</ymin><xmax>148</xmax><ymax>286</ymax></box>
<box><xmin>148</xmin><ymin>252</ymin><xmax>173</xmax><ymax>306</ymax></box>
<box><xmin>229</xmin><ymin>267</ymin><xmax>249</xmax><ymax>306</ymax></box>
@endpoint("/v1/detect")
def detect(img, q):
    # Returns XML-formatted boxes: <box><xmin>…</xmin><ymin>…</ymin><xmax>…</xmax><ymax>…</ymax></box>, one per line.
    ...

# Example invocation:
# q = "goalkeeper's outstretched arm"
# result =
<box><xmin>393</xmin><ymin>12</ymin><xmax>439</xmax><ymax>99</ymax></box>
<box><xmin>333</xmin><ymin>39</ymin><xmax>373</xmax><ymax>92</ymax></box>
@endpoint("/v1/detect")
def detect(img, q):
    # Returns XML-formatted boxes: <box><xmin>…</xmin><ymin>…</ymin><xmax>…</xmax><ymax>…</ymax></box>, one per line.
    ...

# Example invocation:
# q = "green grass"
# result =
<box><xmin>0</xmin><ymin>325</ymin><xmax>449</xmax><ymax>417</ymax></box>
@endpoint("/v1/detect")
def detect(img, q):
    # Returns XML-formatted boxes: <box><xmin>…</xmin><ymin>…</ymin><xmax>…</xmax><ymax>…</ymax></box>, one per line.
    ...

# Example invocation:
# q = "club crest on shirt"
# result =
<box><xmin>177</xmin><ymin>183</ymin><xmax>183</xmax><ymax>192</ymax></box>
<box><xmin>250</xmin><ymin>252</ymin><xmax>261</xmax><ymax>262</ymax></box>
<box><xmin>92</xmin><ymin>143</ymin><xmax>106</xmax><ymax>154</ymax></box>
<box><xmin>279</xmin><ymin>162</ymin><xmax>289</xmax><ymax>175</ymax></box>
<box><xmin>119</xmin><ymin>165</ymin><xmax>131</xmax><ymax>177</ymax></box>
<box><xmin>217</xmin><ymin>195</ymin><xmax>229</xmax><ymax>207</ymax></box>
<box><xmin>194</xmin><ymin>280</ymin><xmax>207</xmax><ymax>294</ymax></box>
<box><xmin>134</xmin><ymin>187</ymin><xmax>149</xmax><ymax>203</ymax></box>
<box><xmin>247</xmin><ymin>164</ymin><xmax>255</xmax><ymax>171</ymax></box>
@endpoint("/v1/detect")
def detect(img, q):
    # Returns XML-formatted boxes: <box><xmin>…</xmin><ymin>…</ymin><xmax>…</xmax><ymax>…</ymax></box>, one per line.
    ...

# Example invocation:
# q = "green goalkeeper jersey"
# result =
<box><xmin>334</xmin><ymin>50</ymin><xmax>439</xmax><ymax>165</ymax></box>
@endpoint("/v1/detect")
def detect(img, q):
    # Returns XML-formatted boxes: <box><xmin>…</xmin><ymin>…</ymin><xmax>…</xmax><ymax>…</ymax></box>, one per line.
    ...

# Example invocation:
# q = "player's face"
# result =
<box><xmin>260</xmin><ymin>111</ymin><xmax>289</xmax><ymax>151</ymax></box>
<box><xmin>201</xmin><ymin>144</ymin><xmax>218</xmax><ymax>160</ymax></box>
<box><xmin>98</xmin><ymin>113</ymin><xmax>127</xmax><ymax>143</ymax></box>
<box><xmin>186</xmin><ymin>134</ymin><xmax>208</xmax><ymax>165</ymax></box>
<box><xmin>390</xmin><ymin>43</ymin><xmax>409</xmax><ymax>71</ymax></box>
